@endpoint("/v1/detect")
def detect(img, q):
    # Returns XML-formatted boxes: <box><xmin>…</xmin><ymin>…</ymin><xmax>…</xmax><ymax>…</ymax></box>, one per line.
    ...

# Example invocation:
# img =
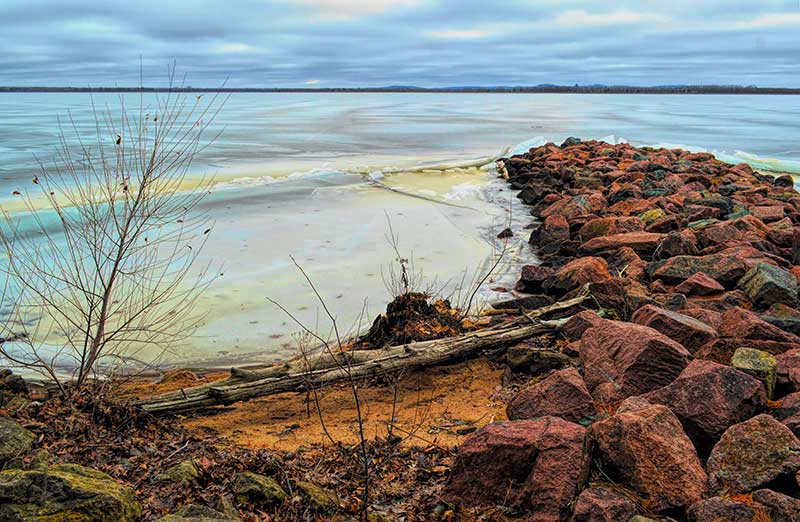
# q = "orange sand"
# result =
<box><xmin>180</xmin><ymin>358</ymin><xmax>507</xmax><ymax>451</ymax></box>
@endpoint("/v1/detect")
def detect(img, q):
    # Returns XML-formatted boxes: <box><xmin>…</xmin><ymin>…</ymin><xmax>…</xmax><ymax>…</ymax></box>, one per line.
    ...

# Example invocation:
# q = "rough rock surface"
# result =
<box><xmin>233</xmin><ymin>471</ymin><xmax>287</xmax><ymax>504</ymax></box>
<box><xmin>731</xmin><ymin>347</ymin><xmax>778</xmax><ymax>399</ymax></box>
<box><xmin>507</xmin><ymin>367</ymin><xmax>596</xmax><ymax>425</ymax></box>
<box><xmin>718</xmin><ymin>306</ymin><xmax>800</xmax><ymax>344</ymax></box>
<box><xmin>706</xmin><ymin>414</ymin><xmax>800</xmax><ymax>494</ymax></box>
<box><xmin>0</xmin><ymin>463</ymin><xmax>142</xmax><ymax>522</ymax></box>
<box><xmin>579</xmin><ymin>320</ymin><xmax>690</xmax><ymax>399</ymax></box>
<box><xmin>568</xmin><ymin>485</ymin><xmax>638</xmax><ymax>522</ymax></box>
<box><xmin>738</xmin><ymin>262</ymin><xmax>799</xmax><ymax>309</ymax></box>
<box><xmin>644</xmin><ymin>359</ymin><xmax>766</xmax><ymax>455</ymax></box>
<box><xmin>506</xmin><ymin>344</ymin><xmax>572</xmax><ymax>374</ymax></box>
<box><xmin>674</xmin><ymin>272</ymin><xmax>725</xmax><ymax>296</ymax></box>
<box><xmin>631</xmin><ymin>304</ymin><xmax>717</xmax><ymax>352</ymax></box>
<box><xmin>588</xmin><ymin>399</ymin><xmax>707</xmax><ymax>513</ymax></box>
<box><xmin>160</xmin><ymin>503</ymin><xmax>242</xmax><ymax>522</ymax></box>
<box><xmin>0</xmin><ymin>416</ymin><xmax>34</xmax><ymax>464</ymax></box>
<box><xmin>446</xmin><ymin>417</ymin><xmax>588</xmax><ymax>520</ymax></box>
<box><xmin>543</xmin><ymin>257</ymin><xmax>611</xmax><ymax>296</ymax></box>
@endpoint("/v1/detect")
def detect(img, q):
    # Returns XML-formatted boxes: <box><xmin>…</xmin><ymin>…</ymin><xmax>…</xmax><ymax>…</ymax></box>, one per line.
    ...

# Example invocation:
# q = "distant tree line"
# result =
<box><xmin>1</xmin><ymin>85</ymin><xmax>799</xmax><ymax>94</ymax></box>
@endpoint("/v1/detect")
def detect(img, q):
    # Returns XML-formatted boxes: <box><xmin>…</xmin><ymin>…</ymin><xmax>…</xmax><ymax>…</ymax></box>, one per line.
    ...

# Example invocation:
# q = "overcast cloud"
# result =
<box><xmin>1</xmin><ymin>0</ymin><xmax>799</xmax><ymax>87</ymax></box>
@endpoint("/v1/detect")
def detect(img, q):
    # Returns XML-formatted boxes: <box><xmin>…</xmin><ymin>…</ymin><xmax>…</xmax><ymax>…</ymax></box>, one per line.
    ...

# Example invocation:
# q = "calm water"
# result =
<box><xmin>1</xmin><ymin>93</ymin><xmax>799</xmax><ymax>369</ymax></box>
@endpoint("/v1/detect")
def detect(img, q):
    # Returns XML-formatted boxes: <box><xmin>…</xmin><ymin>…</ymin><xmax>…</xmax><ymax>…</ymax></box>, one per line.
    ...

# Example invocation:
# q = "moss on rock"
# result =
<box><xmin>0</xmin><ymin>463</ymin><xmax>141</xmax><ymax>522</ymax></box>
<box><xmin>732</xmin><ymin>347</ymin><xmax>777</xmax><ymax>399</ymax></box>
<box><xmin>233</xmin><ymin>471</ymin><xmax>286</xmax><ymax>504</ymax></box>
<box><xmin>0</xmin><ymin>415</ymin><xmax>35</xmax><ymax>464</ymax></box>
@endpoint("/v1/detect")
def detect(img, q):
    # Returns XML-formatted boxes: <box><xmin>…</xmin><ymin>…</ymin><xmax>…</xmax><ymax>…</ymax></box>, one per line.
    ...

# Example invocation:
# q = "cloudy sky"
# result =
<box><xmin>1</xmin><ymin>0</ymin><xmax>799</xmax><ymax>87</ymax></box>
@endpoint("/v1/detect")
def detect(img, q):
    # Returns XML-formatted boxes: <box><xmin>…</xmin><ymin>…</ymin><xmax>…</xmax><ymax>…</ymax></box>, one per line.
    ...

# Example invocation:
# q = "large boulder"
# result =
<box><xmin>517</xmin><ymin>265</ymin><xmax>555</xmax><ymax>293</ymax></box>
<box><xmin>706</xmin><ymin>414</ymin><xmax>800</xmax><ymax>494</ymax></box>
<box><xmin>446</xmin><ymin>417</ymin><xmax>588</xmax><ymax>520</ymax></box>
<box><xmin>631</xmin><ymin>304</ymin><xmax>717</xmax><ymax>352</ymax></box>
<box><xmin>773</xmin><ymin>391</ymin><xmax>800</xmax><ymax>437</ymax></box>
<box><xmin>717</xmin><ymin>307</ymin><xmax>800</xmax><ymax>344</ymax></box>
<box><xmin>644</xmin><ymin>360</ymin><xmax>766</xmax><ymax>455</ymax></box>
<box><xmin>674</xmin><ymin>272</ymin><xmax>725</xmax><ymax>296</ymax></box>
<box><xmin>738</xmin><ymin>262</ymin><xmax>799</xmax><ymax>309</ymax></box>
<box><xmin>543</xmin><ymin>257</ymin><xmax>611</xmax><ymax>296</ymax></box>
<box><xmin>763</xmin><ymin>303</ymin><xmax>800</xmax><ymax>337</ymax></box>
<box><xmin>696</xmin><ymin>215</ymin><xmax>769</xmax><ymax>247</ymax></box>
<box><xmin>777</xmin><ymin>349</ymin><xmax>800</xmax><ymax>392</ymax></box>
<box><xmin>648</xmin><ymin>245</ymin><xmax>775</xmax><ymax>287</ymax></box>
<box><xmin>507</xmin><ymin>368</ymin><xmax>597</xmax><ymax>425</ymax></box>
<box><xmin>588</xmin><ymin>399</ymin><xmax>707</xmax><ymax>513</ymax></box>
<box><xmin>0</xmin><ymin>463</ymin><xmax>142</xmax><ymax>521</ymax></box>
<box><xmin>579</xmin><ymin>232</ymin><xmax>665</xmax><ymax>257</ymax></box>
<box><xmin>731</xmin><ymin>348</ymin><xmax>778</xmax><ymax>399</ymax></box>
<box><xmin>562</xmin><ymin>310</ymin><xmax>606</xmax><ymax>340</ymax></box>
<box><xmin>0</xmin><ymin>416</ymin><xmax>34</xmax><ymax>465</ymax></box>
<box><xmin>579</xmin><ymin>320</ymin><xmax>690</xmax><ymax>400</ymax></box>
<box><xmin>578</xmin><ymin>216</ymin><xmax>645</xmax><ymax>241</ymax></box>
<box><xmin>686</xmin><ymin>492</ymin><xmax>799</xmax><ymax>522</ymax></box>
<box><xmin>568</xmin><ymin>485</ymin><xmax>638</xmax><ymax>522</ymax></box>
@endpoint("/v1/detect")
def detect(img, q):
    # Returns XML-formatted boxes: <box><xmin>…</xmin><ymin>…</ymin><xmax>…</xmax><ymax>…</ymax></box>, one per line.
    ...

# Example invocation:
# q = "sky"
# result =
<box><xmin>1</xmin><ymin>0</ymin><xmax>799</xmax><ymax>87</ymax></box>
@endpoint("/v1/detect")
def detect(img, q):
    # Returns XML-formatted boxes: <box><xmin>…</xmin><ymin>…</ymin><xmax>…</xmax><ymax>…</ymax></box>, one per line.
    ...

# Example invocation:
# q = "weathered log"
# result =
<box><xmin>138</xmin><ymin>317</ymin><xmax>567</xmax><ymax>415</ymax></box>
<box><xmin>222</xmin><ymin>290</ymin><xmax>587</xmax><ymax>384</ymax></box>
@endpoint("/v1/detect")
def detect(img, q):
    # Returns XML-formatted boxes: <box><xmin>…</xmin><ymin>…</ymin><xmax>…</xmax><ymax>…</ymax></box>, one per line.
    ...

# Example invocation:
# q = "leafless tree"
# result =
<box><xmin>0</xmin><ymin>66</ymin><xmax>226</xmax><ymax>394</ymax></box>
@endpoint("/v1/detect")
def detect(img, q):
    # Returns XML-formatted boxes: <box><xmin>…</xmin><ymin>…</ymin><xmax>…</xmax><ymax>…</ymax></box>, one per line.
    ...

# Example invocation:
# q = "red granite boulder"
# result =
<box><xmin>706</xmin><ymin>414</ymin><xmax>800</xmax><ymax>494</ymax></box>
<box><xmin>588</xmin><ymin>398</ymin><xmax>707</xmax><ymax>513</ymax></box>
<box><xmin>579</xmin><ymin>232</ymin><xmax>665</xmax><ymax>257</ymax></box>
<box><xmin>562</xmin><ymin>310</ymin><xmax>606</xmax><ymax>340</ymax></box>
<box><xmin>643</xmin><ymin>360</ymin><xmax>766</xmax><ymax>455</ymax></box>
<box><xmin>579</xmin><ymin>320</ymin><xmax>690</xmax><ymax>399</ymax></box>
<box><xmin>517</xmin><ymin>265</ymin><xmax>555</xmax><ymax>293</ymax></box>
<box><xmin>507</xmin><ymin>367</ymin><xmax>596</xmax><ymax>425</ymax></box>
<box><xmin>777</xmin><ymin>349</ymin><xmax>800</xmax><ymax>392</ymax></box>
<box><xmin>773</xmin><ymin>391</ymin><xmax>800</xmax><ymax>437</ymax></box>
<box><xmin>578</xmin><ymin>216</ymin><xmax>645</xmax><ymax>242</ymax></box>
<box><xmin>631</xmin><ymin>304</ymin><xmax>717</xmax><ymax>352</ymax></box>
<box><xmin>674</xmin><ymin>272</ymin><xmax>725</xmax><ymax>296</ymax></box>
<box><xmin>648</xmin><ymin>245</ymin><xmax>775</xmax><ymax>287</ymax></box>
<box><xmin>568</xmin><ymin>485</ymin><xmax>638</xmax><ymax>522</ymax></box>
<box><xmin>696</xmin><ymin>215</ymin><xmax>770</xmax><ymax>248</ymax></box>
<box><xmin>543</xmin><ymin>257</ymin><xmax>611</xmax><ymax>296</ymax></box>
<box><xmin>445</xmin><ymin>418</ymin><xmax>588</xmax><ymax>521</ymax></box>
<box><xmin>656</xmin><ymin>229</ymin><xmax>700</xmax><ymax>258</ymax></box>
<box><xmin>687</xmin><ymin>495</ymin><xmax>779</xmax><ymax>522</ymax></box>
<box><xmin>717</xmin><ymin>307</ymin><xmax>800</xmax><ymax>344</ymax></box>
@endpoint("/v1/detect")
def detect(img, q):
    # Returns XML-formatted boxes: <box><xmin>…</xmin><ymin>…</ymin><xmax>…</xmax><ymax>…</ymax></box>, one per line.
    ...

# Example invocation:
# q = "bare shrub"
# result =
<box><xmin>0</xmin><ymin>67</ymin><xmax>226</xmax><ymax>393</ymax></box>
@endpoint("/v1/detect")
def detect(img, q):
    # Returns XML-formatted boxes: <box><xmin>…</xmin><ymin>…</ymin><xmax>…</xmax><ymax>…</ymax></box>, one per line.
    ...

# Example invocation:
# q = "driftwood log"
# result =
<box><xmin>137</xmin><ymin>294</ymin><xmax>587</xmax><ymax>416</ymax></box>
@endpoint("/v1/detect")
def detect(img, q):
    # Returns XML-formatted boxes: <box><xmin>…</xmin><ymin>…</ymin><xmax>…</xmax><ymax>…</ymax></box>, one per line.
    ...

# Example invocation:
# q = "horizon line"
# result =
<box><xmin>1</xmin><ymin>84</ymin><xmax>800</xmax><ymax>94</ymax></box>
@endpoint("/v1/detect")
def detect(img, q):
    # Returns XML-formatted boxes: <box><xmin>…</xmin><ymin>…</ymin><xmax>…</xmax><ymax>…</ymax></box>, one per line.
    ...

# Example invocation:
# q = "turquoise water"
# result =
<box><xmin>1</xmin><ymin>92</ymin><xmax>799</xmax><ymax>370</ymax></box>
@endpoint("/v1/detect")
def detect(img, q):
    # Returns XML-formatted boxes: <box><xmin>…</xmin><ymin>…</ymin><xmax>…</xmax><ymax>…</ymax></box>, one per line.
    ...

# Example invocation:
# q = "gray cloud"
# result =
<box><xmin>0</xmin><ymin>0</ymin><xmax>798</xmax><ymax>87</ymax></box>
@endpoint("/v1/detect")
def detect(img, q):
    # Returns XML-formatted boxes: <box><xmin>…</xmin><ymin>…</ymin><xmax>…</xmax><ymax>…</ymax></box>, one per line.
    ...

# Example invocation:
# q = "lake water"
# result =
<box><xmin>1</xmin><ymin>92</ymin><xmax>799</xmax><ymax>370</ymax></box>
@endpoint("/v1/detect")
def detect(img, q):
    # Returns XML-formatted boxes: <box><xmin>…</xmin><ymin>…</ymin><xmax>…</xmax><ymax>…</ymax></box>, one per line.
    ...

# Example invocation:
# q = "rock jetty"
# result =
<box><xmin>446</xmin><ymin>138</ymin><xmax>800</xmax><ymax>521</ymax></box>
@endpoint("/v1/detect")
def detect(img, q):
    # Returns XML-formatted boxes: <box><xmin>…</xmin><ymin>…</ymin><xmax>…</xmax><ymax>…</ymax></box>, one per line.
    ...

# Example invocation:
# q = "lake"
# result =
<box><xmin>1</xmin><ymin>92</ymin><xmax>799</xmax><ymax>369</ymax></box>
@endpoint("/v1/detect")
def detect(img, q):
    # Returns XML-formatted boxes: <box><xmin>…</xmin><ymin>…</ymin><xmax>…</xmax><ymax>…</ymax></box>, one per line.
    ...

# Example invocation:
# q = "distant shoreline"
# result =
<box><xmin>2</xmin><ymin>85</ymin><xmax>800</xmax><ymax>94</ymax></box>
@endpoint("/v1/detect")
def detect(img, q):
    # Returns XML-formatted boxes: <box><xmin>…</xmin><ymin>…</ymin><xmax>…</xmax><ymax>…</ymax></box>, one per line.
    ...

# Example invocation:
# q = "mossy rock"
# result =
<box><xmin>294</xmin><ymin>480</ymin><xmax>340</xmax><ymax>512</ymax></box>
<box><xmin>638</xmin><ymin>208</ymin><xmax>666</xmax><ymax>225</ymax></box>
<box><xmin>157</xmin><ymin>459</ymin><xmax>201</xmax><ymax>485</ymax></box>
<box><xmin>0</xmin><ymin>463</ymin><xmax>141</xmax><ymax>521</ymax></box>
<box><xmin>0</xmin><ymin>416</ymin><xmax>35</xmax><ymax>465</ymax></box>
<box><xmin>233</xmin><ymin>471</ymin><xmax>286</xmax><ymax>504</ymax></box>
<box><xmin>160</xmin><ymin>503</ymin><xmax>241</xmax><ymax>522</ymax></box>
<box><xmin>732</xmin><ymin>347</ymin><xmax>778</xmax><ymax>399</ymax></box>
